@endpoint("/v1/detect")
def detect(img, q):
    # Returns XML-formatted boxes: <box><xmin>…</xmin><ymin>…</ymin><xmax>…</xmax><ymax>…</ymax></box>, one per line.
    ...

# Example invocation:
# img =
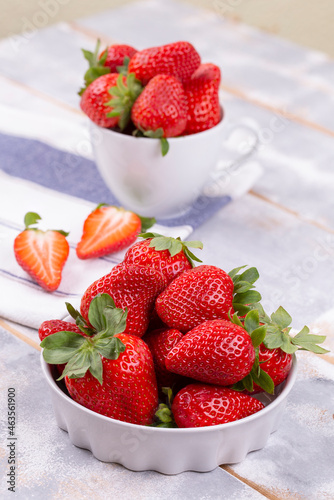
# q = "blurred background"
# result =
<box><xmin>1</xmin><ymin>0</ymin><xmax>333</xmax><ymax>57</ymax></box>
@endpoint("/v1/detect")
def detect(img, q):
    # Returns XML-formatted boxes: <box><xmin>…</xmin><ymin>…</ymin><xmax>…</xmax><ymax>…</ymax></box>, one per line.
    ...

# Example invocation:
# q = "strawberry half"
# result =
<box><xmin>128</xmin><ymin>41</ymin><xmax>201</xmax><ymax>85</ymax></box>
<box><xmin>13</xmin><ymin>212</ymin><xmax>69</xmax><ymax>292</ymax></box>
<box><xmin>76</xmin><ymin>204</ymin><xmax>154</xmax><ymax>260</ymax></box>
<box><xmin>123</xmin><ymin>232</ymin><xmax>203</xmax><ymax>285</ymax></box>
<box><xmin>172</xmin><ymin>384</ymin><xmax>264</xmax><ymax>428</ymax></box>
<box><xmin>41</xmin><ymin>294</ymin><xmax>158</xmax><ymax>425</ymax></box>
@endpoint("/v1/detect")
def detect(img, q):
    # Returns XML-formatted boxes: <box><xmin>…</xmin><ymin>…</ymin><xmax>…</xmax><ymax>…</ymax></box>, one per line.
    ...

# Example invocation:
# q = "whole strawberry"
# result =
<box><xmin>80</xmin><ymin>73</ymin><xmax>122</xmax><ymax>128</ymax></box>
<box><xmin>248</xmin><ymin>345</ymin><xmax>293</xmax><ymax>393</ymax></box>
<box><xmin>165</xmin><ymin>319</ymin><xmax>255</xmax><ymax>386</ymax></box>
<box><xmin>131</xmin><ymin>74</ymin><xmax>188</xmax><ymax>139</ymax></box>
<box><xmin>38</xmin><ymin>319</ymin><xmax>88</xmax><ymax>376</ymax></box>
<box><xmin>184</xmin><ymin>63</ymin><xmax>222</xmax><ymax>134</ymax></box>
<box><xmin>143</xmin><ymin>327</ymin><xmax>184</xmax><ymax>391</ymax></box>
<box><xmin>100</xmin><ymin>44</ymin><xmax>137</xmax><ymax>72</ymax></box>
<box><xmin>123</xmin><ymin>232</ymin><xmax>203</xmax><ymax>285</ymax></box>
<box><xmin>80</xmin><ymin>263</ymin><xmax>166</xmax><ymax>337</ymax></box>
<box><xmin>38</xmin><ymin>319</ymin><xmax>83</xmax><ymax>342</ymax></box>
<box><xmin>172</xmin><ymin>384</ymin><xmax>264</xmax><ymax>428</ymax></box>
<box><xmin>14</xmin><ymin>212</ymin><xmax>69</xmax><ymax>293</ymax></box>
<box><xmin>128</xmin><ymin>41</ymin><xmax>201</xmax><ymax>85</ymax></box>
<box><xmin>156</xmin><ymin>265</ymin><xmax>261</xmax><ymax>332</ymax></box>
<box><xmin>41</xmin><ymin>295</ymin><xmax>158</xmax><ymax>425</ymax></box>
<box><xmin>79</xmin><ymin>39</ymin><xmax>137</xmax><ymax>94</ymax></box>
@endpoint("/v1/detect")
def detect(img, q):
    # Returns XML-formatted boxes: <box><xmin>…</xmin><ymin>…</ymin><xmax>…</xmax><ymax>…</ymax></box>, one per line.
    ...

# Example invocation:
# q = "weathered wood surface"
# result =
<box><xmin>0</xmin><ymin>1</ymin><xmax>333</xmax><ymax>498</ymax></box>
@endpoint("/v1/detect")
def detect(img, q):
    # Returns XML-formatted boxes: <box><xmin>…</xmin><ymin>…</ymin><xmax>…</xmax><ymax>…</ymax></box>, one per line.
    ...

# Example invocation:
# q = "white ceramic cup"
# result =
<box><xmin>90</xmin><ymin>113</ymin><xmax>258</xmax><ymax>218</ymax></box>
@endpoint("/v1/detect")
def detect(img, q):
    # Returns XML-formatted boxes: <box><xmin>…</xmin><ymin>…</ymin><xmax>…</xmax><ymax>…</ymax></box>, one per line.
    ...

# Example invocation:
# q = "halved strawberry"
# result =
<box><xmin>76</xmin><ymin>204</ymin><xmax>154</xmax><ymax>260</ymax></box>
<box><xmin>13</xmin><ymin>212</ymin><xmax>69</xmax><ymax>292</ymax></box>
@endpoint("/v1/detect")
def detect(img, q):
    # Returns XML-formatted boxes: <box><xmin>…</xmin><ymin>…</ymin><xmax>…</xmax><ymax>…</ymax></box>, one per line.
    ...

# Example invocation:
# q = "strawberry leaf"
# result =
<box><xmin>136</xmin><ymin>215</ymin><xmax>156</xmax><ymax>232</ymax></box>
<box><xmin>251</xmin><ymin>367</ymin><xmax>275</xmax><ymax>394</ymax></box>
<box><xmin>41</xmin><ymin>331</ymin><xmax>86</xmax><ymax>364</ymax></box>
<box><xmin>24</xmin><ymin>212</ymin><xmax>41</xmax><ymax>228</ymax></box>
<box><xmin>250</xmin><ymin>326</ymin><xmax>267</xmax><ymax>348</ymax></box>
<box><xmin>105</xmin><ymin>72</ymin><xmax>143</xmax><ymax>130</ymax></box>
<box><xmin>262</xmin><ymin>305</ymin><xmax>329</xmax><ymax>355</ymax></box>
<box><xmin>160</xmin><ymin>138</ymin><xmax>169</xmax><ymax>156</ymax></box>
<box><xmin>116</xmin><ymin>55</ymin><xmax>130</xmax><ymax>75</ymax></box>
<box><xmin>230</xmin><ymin>266</ymin><xmax>261</xmax><ymax>315</ymax></box>
<box><xmin>79</xmin><ymin>39</ymin><xmax>111</xmax><ymax>95</ymax></box>
<box><xmin>41</xmin><ymin>295</ymin><xmax>128</xmax><ymax>384</ymax></box>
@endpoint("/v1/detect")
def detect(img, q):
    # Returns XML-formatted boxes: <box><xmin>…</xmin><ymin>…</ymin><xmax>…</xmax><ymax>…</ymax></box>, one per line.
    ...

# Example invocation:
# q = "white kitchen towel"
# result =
<box><xmin>0</xmin><ymin>171</ymin><xmax>192</xmax><ymax>329</ymax></box>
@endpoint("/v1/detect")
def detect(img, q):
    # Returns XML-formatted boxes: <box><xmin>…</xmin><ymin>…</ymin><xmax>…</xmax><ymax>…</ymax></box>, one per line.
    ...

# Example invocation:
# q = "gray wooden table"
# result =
<box><xmin>1</xmin><ymin>1</ymin><xmax>334</xmax><ymax>498</ymax></box>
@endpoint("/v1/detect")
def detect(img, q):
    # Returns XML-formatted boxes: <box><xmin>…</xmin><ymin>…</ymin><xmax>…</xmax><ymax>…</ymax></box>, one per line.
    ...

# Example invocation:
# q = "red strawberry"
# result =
<box><xmin>122</xmin><ymin>232</ymin><xmax>203</xmax><ymax>286</ymax></box>
<box><xmin>172</xmin><ymin>384</ymin><xmax>264</xmax><ymax>428</ymax></box>
<box><xmin>131</xmin><ymin>74</ymin><xmax>188</xmax><ymax>138</ymax></box>
<box><xmin>248</xmin><ymin>344</ymin><xmax>293</xmax><ymax>393</ymax></box>
<box><xmin>38</xmin><ymin>319</ymin><xmax>87</xmax><ymax>376</ymax></box>
<box><xmin>80</xmin><ymin>263</ymin><xmax>166</xmax><ymax>337</ymax></box>
<box><xmin>76</xmin><ymin>204</ymin><xmax>142</xmax><ymax>260</ymax></box>
<box><xmin>128</xmin><ymin>41</ymin><xmax>201</xmax><ymax>85</ymax></box>
<box><xmin>184</xmin><ymin>63</ymin><xmax>222</xmax><ymax>134</ymax></box>
<box><xmin>156</xmin><ymin>265</ymin><xmax>261</xmax><ymax>332</ymax></box>
<box><xmin>79</xmin><ymin>39</ymin><xmax>137</xmax><ymax>94</ymax></box>
<box><xmin>165</xmin><ymin>319</ymin><xmax>255</xmax><ymax>386</ymax></box>
<box><xmin>143</xmin><ymin>327</ymin><xmax>184</xmax><ymax>391</ymax></box>
<box><xmin>80</xmin><ymin>73</ymin><xmax>122</xmax><ymax>128</ymax></box>
<box><xmin>38</xmin><ymin>319</ymin><xmax>83</xmax><ymax>342</ymax></box>
<box><xmin>100</xmin><ymin>44</ymin><xmax>137</xmax><ymax>72</ymax></box>
<box><xmin>13</xmin><ymin>212</ymin><xmax>69</xmax><ymax>293</ymax></box>
<box><xmin>155</xmin><ymin>265</ymin><xmax>234</xmax><ymax>332</ymax></box>
<box><xmin>41</xmin><ymin>295</ymin><xmax>158</xmax><ymax>425</ymax></box>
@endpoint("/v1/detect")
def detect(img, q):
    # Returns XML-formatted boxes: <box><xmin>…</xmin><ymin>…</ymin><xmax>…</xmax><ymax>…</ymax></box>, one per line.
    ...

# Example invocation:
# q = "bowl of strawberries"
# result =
<box><xmin>79</xmin><ymin>40</ymin><xmax>258</xmax><ymax>217</ymax></box>
<box><xmin>39</xmin><ymin>233</ymin><xmax>327</xmax><ymax>474</ymax></box>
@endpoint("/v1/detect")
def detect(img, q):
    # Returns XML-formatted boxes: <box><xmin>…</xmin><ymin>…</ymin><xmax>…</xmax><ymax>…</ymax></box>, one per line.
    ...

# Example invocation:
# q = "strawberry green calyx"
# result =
<box><xmin>138</xmin><ymin>232</ymin><xmax>203</xmax><ymax>267</ymax></box>
<box><xmin>41</xmin><ymin>294</ymin><xmax>127</xmax><ymax>385</ymax></box>
<box><xmin>229</xmin><ymin>265</ymin><xmax>262</xmax><ymax>316</ymax></box>
<box><xmin>255</xmin><ymin>304</ymin><xmax>329</xmax><ymax>355</ymax></box>
<box><xmin>133</xmin><ymin>127</ymin><xmax>169</xmax><ymax>156</ymax></box>
<box><xmin>23</xmin><ymin>212</ymin><xmax>69</xmax><ymax>237</ymax></box>
<box><xmin>105</xmin><ymin>73</ymin><xmax>143</xmax><ymax>130</ymax></box>
<box><xmin>116</xmin><ymin>55</ymin><xmax>130</xmax><ymax>75</ymax></box>
<box><xmin>231</xmin><ymin>310</ymin><xmax>275</xmax><ymax>394</ymax></box>
<box><xmin>79</xmin><ymin>39</ymin><xmax>111</xmax><ymax>96</ymax></box>
<box><xmin>150</xmin><ymin>387</ymin><xmax>177</xmax><ymax>428</ymax></box>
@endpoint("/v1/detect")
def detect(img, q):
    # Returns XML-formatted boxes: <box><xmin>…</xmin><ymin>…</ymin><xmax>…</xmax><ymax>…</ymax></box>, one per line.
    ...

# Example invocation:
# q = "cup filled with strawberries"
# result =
<box><xmin>79</xmin><ymin>40</ymin><xmax>258</xmax><ymax>217</ymax></box>
<box><xmin>38</xmin><ymin>231</ymin><xmax>328</xmax><ymax>474</ymax></box>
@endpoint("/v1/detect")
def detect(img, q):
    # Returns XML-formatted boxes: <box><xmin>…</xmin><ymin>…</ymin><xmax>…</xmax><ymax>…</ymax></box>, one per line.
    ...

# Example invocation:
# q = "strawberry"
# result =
<box><xmin>79</xmin><ymin>39</ymin><xmax>137</xmax><ymax>95</ymax></box>
<box><xmin>172</xmin><ymin>384</ymin><xmax>264</xmax><ymax>428</ymax></box>
<box><xmin>128</xmin><ymin>41</ymin><xmax>201</xmax><ymax>85</ymax></box>
<box><xmin>80</xmin><ymin>73</ymin><xmax>121</xmax><ymax>128</ymax></box>
<box><xmin>165</xmin><ymin>319</ymin><xmax>256</xmax><ymax>386</ymax></box>
<box><xmin>80</xmin><ymin>263</ymin><xmax>166</xmax><ymax>337</ymax></box>
<box><xmin>249</xmin><ymin>344</ymin><xmax>293</xmax><ymax>393</ymax></box>
<box><xmin>143</xmin><ymin>327</ymin><xmax>184</xmax><ymax>391</ymax></box>
<box><xmin>100</xmin><ymin>44</ymin><xmax>137</xmax><ymax>73</ymax></box>
<box><xmin>156</xmin><ymin>265</ymin><xmax>261</xmax><ymax>332</ymax></box>
<box><xmin>122</xmin><ymin>232</ymin><xmax>203</xmax><ymax>285</ymax></box>
<box><xmin>38</xmin><ymin>319</ymin><xmax>83</xmax><ymax>342</ymax></box>
<box><xmin>131</xmin><ymin>74</ymin><xmax>188</xmax><ymax>151</ymax></box>
<box><xmin>76</xmin><ymin>204</ymin><xmax>155</xmax><ymax>260</ymax></box>
<box><xmin>184</xmin><ymin>63</ymin><xmax>222</xmax><ymax>134</ymax></box>
<box><xmin>13</xmin><ymin>212</ymin><xmax>69</xmax><ymax>293</ymax></box>
<box><xmin>41</xmin><ymin>295</ymin><xmax>158</xmax><ymax>425</ymax></box>
<box><xmin>38</xmin><ymin>319</ymin><xmax>88</xmax><ymax>376</ymax></box>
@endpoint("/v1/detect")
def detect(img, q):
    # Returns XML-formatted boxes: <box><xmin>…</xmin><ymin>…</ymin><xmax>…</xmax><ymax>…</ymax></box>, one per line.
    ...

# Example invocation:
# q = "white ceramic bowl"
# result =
<box><xmin>41</xmin><ymin>354</ymin><xmax>297</xmax><ymax>474</ymax></box>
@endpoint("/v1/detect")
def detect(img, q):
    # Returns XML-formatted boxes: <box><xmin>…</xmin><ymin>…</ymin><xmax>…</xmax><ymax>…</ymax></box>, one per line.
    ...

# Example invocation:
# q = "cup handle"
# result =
<box><xmin>203</xmin><ymin>122</ymin><xmax>261</xmax><ymax>197</ymax></box>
